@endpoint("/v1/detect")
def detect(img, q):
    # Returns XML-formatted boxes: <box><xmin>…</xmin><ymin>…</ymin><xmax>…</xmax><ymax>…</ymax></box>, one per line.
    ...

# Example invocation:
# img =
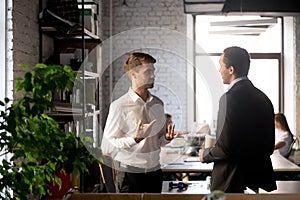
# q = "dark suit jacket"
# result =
<box><xmin>203</xmin><ymin>79</ymin><xmax>277</xmax><ymax>193</ymax></box>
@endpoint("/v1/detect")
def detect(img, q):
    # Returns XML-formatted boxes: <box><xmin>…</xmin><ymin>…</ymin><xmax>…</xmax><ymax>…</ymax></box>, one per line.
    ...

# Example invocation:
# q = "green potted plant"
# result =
<box><xmin>0</xmin><ymin>63</ymin><xmax>97</xmax><ymax>200</ymax></box>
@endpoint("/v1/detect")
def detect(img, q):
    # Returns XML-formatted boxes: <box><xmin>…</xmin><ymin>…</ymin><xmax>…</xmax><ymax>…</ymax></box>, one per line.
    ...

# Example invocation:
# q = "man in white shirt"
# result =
<box><xmin>101</xmin><ymin>52</ymin><xmax>176</xmax><ymax>193</ymax></box>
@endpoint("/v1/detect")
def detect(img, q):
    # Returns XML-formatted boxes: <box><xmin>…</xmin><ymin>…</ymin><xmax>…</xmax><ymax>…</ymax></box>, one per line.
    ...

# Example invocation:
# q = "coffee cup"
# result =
<box><xmin>204</xmin><ymin>134</ymin><xmax>216</xmax><ymax>148</ymax></box>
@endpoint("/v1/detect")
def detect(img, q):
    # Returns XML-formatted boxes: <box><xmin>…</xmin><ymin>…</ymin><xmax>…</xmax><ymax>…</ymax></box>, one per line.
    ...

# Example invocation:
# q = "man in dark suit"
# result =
<box><xmin>199</xmin><ymin>46</ymin><xmax>277</xmax><ymax>193</ymax></box>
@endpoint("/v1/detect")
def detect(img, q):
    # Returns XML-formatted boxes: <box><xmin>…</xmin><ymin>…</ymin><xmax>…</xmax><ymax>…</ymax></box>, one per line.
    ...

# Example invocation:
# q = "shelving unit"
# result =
<box><xmin>39</xmin><ymin>0</ymin><xmax>102</xmax><ymax>194</ymax></box>
<box><xmin>41</xmin><ymin>26</ymin><xmax>101</xmax><ymax>51</ymax></box>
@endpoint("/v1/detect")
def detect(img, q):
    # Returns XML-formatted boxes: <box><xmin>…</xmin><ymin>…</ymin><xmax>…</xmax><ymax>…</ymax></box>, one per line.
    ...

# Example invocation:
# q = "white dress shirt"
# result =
<box><xmin>227</xmin><ymin>76</ymin><xmax>248</xmax><ymax>91</ymax></box>
<box><xmin>101</xmin><ymin>88</ymin><xmax>170</xmax><ymax>169</ymax></box>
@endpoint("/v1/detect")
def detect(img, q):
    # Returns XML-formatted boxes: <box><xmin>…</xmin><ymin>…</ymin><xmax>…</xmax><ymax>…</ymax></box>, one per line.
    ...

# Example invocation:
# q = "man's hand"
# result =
<box><xmin>165</xmin><ymin>124</ymin><xmax>178</xmax><ymax>140</ymax></box>
<box><xmin>134</xmin><ymin>120</ymin><xmax>156</xmax><ymax>143</ymax></box>
<box><xmin>199</xmin><ymin>148</ymin><xmax>205</xmax><ymax>163</ymax></box>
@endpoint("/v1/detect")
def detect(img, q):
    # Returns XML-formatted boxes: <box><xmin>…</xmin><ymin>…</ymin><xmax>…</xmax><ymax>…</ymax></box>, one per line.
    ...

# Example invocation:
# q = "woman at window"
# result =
<box><xmin>274</xmin><ymin>113</ymin><xmax>293</xmax><ymax>158</ymax></box>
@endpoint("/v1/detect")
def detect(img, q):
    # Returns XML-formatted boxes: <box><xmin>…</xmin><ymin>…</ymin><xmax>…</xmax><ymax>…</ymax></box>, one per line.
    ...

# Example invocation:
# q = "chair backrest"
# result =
<box><xmin>286</xmin><ymin>137</ymin><xmax>297</xmax><ymax>158</ymax></box>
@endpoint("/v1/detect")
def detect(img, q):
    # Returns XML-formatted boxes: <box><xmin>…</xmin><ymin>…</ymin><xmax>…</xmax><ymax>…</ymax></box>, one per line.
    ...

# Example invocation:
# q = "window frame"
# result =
<box><xmin>188</xmin><ymin>14</ymin><xmax>284</xmax><ymax>125</ymax></box>
<box><xmin>204</xmin><ymin>52</ymin><xmax>283</xmax><ymax>112</ymax></box>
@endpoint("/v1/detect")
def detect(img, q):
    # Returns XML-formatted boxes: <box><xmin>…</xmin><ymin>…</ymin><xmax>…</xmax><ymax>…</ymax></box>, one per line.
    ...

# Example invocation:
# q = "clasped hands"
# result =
<box><xmin>134</xmin><ymin>120</ymin><xmax>178</xmax><ymax>143</ymax></box>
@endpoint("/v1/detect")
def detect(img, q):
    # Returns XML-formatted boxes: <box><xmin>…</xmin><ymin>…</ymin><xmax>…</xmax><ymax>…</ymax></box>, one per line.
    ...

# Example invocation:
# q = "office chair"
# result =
<box><xmin>99</xmin><ymin>156</ymin><xmax>116</xmax><ymax>193</ymax></box>
<box><xmin>286</xmin><ymin>137</ymin><xmax>298</xmax><ymax>159</ymax></box>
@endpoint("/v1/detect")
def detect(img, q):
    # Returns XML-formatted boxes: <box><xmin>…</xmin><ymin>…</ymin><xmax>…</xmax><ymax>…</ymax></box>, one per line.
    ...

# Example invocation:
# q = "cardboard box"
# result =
<box><xmin>74</xmin><ymin>48</ymin><xmax>88</xmax><ymax>60</ymax></box>
<box><xmin>60</xmin><ymin>48</ymin><xmax>88</xmax><ymax>66</ymax></box>
<box><xmin>60</xmin><ymin>48</ymin><xmax>76</xmax><ymax>66</ymax></box>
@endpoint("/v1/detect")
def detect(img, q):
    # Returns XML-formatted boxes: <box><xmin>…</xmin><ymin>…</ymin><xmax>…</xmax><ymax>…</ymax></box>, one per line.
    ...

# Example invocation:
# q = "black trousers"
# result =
<box><xmin>117</xmin><ymin>169</ymin><xmax>163</xmax><ymax>193</ymax></box>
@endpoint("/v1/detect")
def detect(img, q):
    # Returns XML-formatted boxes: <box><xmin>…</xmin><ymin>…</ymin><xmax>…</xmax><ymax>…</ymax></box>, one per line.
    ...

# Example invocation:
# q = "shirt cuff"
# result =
<box><xmin>129</xmin><ymin>137</ymin><xmax>139</xmax><ymax>145</ymax></box>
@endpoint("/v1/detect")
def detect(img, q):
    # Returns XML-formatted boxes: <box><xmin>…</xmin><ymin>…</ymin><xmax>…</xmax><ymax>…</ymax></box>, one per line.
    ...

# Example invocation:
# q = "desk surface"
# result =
<box><xmin>162</xmin><ymin>180</ymin><xmax>300</xmax><ymax>194</ymax></box>
<box><xmin>259</xmin><ymin>181</ymin><xmax>300</xmax><ymax>193</ymax></box>
<box><xmin>160</xmin><ymin>147</ymin><xmax>300</xmax><ymax>173</ymax></box>
<box><xmin>270</xmin><ymin>153</ymin><xmax>300</xmax><ymax>172</ymax></box>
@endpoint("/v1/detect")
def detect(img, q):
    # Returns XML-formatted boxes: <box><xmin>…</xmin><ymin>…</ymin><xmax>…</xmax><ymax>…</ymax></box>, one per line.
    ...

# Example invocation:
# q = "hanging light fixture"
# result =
<box><xmin>183</xmin><ymin>0</ymin><xmax>300</xmax><ymax>16</ymax></box>
<box><xmin>183</xmin><ymin>0</ymin><xmax>226</xmax><ymax>15</ymax></box>
<box><xmin>122</xmin><ymin>0</ymin><xmax>129</xmax><ymax>7</ymax></box>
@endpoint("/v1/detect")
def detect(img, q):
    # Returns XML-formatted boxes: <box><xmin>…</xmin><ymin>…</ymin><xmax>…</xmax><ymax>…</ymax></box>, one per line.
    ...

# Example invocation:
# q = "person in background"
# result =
<box><xmin>199</xmin><ymin>46</ymin><xmax>276</xmax><ymax>193</ymax></box>
<box><xmin>274</xmin><ymin>113</ymin><xmax>293</xmax><ymax>158</ymax></box>
<box><xmin>165</xmin><ymin>113</ymin><xmax>173</xmax><ymax>132</ymax></box>
<box><xmin>164</xmin><ymin>113</ymin><xmax>188</xmax><ymax>180</ymax></box>
<box><xmin>165</xmin><ymin>113</ymin><xmax>188</xmax><ymax>136</ymax></box>
<box><xmin>101</xmin><ymin>52</ymin><xmax>177</xmax><ymax>193</ymax></box>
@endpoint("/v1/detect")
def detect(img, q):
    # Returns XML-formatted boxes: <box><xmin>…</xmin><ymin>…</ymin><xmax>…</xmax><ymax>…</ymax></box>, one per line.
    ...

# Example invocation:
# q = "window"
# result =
<box><xmin>189</xmin><ymin>15</ymin><xmax>282</xmax><ymax>126</ymax></box>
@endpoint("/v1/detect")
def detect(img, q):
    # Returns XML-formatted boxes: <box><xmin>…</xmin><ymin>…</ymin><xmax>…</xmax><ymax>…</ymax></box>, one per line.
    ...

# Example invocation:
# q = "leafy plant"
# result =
<box><xmin>0</xmin><ymin>64</ymin><xmax>96</xmax><ymax>200</ymax></box>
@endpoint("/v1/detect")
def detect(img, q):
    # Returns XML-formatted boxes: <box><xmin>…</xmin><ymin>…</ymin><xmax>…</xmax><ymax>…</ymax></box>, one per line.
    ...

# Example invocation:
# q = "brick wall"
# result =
<box><xmin>11</xmin><ymin>0</ymin><xmax>300</xmax><ymax>135</ymax></box>
<box><xmin>12</xmin><ymin>0</ymin><xmax>40</xmax><ymax>99</ymax></box>
<box><xmin>100</xmin><ymin>0</ymin><xmax>188</xmax><ymax>131</ymax></box>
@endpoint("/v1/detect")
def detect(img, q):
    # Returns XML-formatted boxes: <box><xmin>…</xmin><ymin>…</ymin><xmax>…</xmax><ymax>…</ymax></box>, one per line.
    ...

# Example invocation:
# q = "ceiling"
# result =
<box><xmin>209</xmin><ymin>17</ymin><xmax>278</xmax><ymax>36</ymax></box>
<box><xmin>184</xmin><ymin>0</ymin><xmax>300</xmax><ymax>16</ymax></box>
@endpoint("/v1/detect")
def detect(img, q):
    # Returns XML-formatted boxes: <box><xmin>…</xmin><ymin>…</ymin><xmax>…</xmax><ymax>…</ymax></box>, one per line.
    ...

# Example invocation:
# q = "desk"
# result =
<box><xmin>160</xmin><ymin>147</ymin><xmax>213</xmax><ymax>173</ymax></box>
<box><xmin>161</xmin><ymin>160</ymin><xmax>213</xmax><ymax>173</ymax></box>
<box><xmin>160</xmin><ymin>147</ymin><xmax>300</xmax><ymax>174</ymax></box>
<box><xmin>259</xmin><ymin>181</ymin><xmax>300</xmax><ymax>193</ymax></box>
<box><xmin>271</xmin><ymin>153</ymin><xmax>300</xmax><ymax>172</ymax></box>
<box><xmin>161</xmin><ymin>181</ymin><xmax>210</xmax><ymax>194</ymax></box>
<box><xmin>162</xmin><ymin>180</ymin><xmax>300</xmax><ymax>194</ymax></box>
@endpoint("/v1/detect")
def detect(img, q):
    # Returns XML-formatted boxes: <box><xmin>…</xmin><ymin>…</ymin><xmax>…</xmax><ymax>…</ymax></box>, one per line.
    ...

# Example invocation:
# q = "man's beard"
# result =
<box><xmin>140</xmin><ymin>82</ymin><xmax>154</xmax><ymax>89</ymax></box>
<box><xmin>145</xmin><ymin>83</ymin><xmax>154</xmax><ymax>89</ymax></box>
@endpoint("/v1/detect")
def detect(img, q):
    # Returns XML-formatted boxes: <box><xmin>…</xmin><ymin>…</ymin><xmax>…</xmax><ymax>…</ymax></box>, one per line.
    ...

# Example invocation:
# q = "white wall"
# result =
<box><xmin>295</xmin><ymin>17</ymin><xmax>300</xmax><ymax>144</ymax></box>
<box><xmin>12</xmin><ymin>0</ymin><xmax>39</xmax><ymax>100</ymax></box>
<box><xmin>283</xmin><ymin>17</ymin><xmax>296</xmax><ymax>137</ymax></box>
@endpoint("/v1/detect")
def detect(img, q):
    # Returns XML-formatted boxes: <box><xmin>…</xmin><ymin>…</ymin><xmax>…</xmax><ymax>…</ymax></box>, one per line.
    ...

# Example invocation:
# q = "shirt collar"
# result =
<box><xmin>227</xmin><ymin>76</ymin><xmax>248</xmax><ymax>91</ymax></box>
<box><xmin>128</xmin><ymin>87</ymin><xmax>153</xmax><ymax>103</ymax></box>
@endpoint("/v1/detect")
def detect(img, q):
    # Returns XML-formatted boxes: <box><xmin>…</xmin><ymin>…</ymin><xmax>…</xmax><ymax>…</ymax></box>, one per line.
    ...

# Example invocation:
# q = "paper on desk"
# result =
<box><xmin>184</xmin><ymin>157</ymin><xmax>200</xmax><ymax>162</ymax></box>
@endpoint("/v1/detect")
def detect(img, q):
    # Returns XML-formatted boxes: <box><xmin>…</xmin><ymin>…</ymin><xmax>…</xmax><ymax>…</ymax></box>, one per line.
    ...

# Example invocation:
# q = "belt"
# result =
<box><xmin>119</xmin><ymin>163</ymin><xmax>161</xmax><ymax>173</ymax></box>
